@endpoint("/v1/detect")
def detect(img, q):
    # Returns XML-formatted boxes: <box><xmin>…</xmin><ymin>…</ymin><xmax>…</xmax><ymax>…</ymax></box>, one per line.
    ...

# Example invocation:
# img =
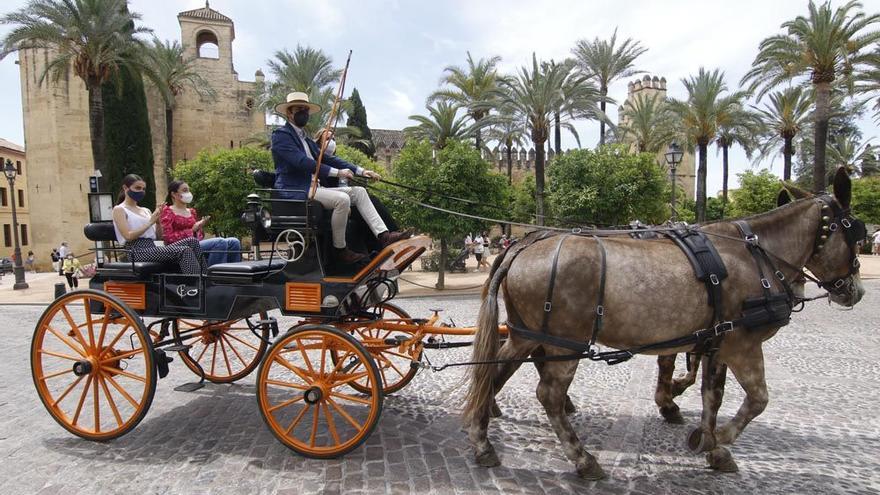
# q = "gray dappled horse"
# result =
<box><xmin>462</xmin><ymin>168</ymin><xmax>866</xmax><ymax>479</ymax></box>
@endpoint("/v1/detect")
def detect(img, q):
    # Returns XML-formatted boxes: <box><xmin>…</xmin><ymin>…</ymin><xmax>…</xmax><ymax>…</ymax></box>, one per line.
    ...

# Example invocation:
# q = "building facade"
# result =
<box><xmin>0</xmin><ymin>139</ymin><xmax>31</xmax><ymax>260</ymax></box>
<box><xmin>17</xmin><ymin>2</ymin><xmax>265</xmax><ymax>269</ymax></box>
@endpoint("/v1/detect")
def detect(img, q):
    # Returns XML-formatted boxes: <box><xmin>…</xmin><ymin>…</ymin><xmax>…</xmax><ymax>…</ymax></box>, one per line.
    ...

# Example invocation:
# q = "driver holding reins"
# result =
<box><xmin>271</xmin><ymin>92</ymin><xmax>411</xmax><ymax>264</ymax></box>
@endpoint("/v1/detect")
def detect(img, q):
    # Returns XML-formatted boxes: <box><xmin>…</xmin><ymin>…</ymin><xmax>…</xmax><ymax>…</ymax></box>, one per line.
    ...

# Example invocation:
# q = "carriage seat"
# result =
<box><xmin>253</xmin><ymin>170</ymin><xmax>330</xmax><ymax>232</ymax></box>
<box><xmin>207</xmin><ymin>259</ymin><xmax>286</xmax><ymax>282</ymax></box>
<box><xmin>84</xmin><ymin>222</ymin><xmax>178</xmax><ymax>276</ymax></box>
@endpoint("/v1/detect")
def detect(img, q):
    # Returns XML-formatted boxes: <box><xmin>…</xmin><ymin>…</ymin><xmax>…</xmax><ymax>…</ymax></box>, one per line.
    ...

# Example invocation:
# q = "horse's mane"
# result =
<box><xmin>700</xmin><ymin>196</ymin><xmax>814</xmax><ymax>228</ymax></box>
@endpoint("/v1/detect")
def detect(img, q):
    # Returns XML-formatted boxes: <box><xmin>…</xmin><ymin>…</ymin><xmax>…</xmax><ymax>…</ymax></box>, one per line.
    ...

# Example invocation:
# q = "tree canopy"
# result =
<box><xmin>728</xmin><ymin>169</ymin><xmax>781</xmax><ymax>217</ymax></box>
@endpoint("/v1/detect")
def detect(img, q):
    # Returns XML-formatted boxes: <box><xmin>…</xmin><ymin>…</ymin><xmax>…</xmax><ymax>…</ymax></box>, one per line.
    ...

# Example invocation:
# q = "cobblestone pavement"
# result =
<box><xmin>2</xmin><ymin>282</ymin><xmax>879</xmax><ymax>494</ymax></box>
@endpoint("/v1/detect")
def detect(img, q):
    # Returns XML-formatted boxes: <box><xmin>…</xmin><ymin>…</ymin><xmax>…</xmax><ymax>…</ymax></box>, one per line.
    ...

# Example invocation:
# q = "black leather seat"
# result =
<box><xmin>100</xmin><ymin>261</ymin><xmax>176</xmax><ymax>276</ymax></box>
<box><xmin>207</xmin><ymin>259</ymin><xmax>286</xmax><ymax>282</ymax></box>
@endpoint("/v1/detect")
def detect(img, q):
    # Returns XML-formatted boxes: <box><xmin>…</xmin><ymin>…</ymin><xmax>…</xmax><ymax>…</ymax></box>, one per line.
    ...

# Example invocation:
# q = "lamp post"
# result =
<box><xmin>664</xmin><ymin>142</ymin><xmax>683</xmax><ymax>221</ymax></box>
<box><xmin>4</xmin><ymin>159</ymin><xmax>28</xmax><ymax>289</ymax></box>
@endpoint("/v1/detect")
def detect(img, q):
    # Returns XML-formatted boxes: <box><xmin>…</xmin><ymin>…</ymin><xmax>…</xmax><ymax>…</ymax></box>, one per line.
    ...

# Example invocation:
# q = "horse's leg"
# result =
<box><xmin>534</xmin><ymin>359</ymin><xmax>606</xmax><ymax>480</ymax></box>
<box><xmin>532</xmin><ymin>347</ymin><xmax>576</xmax><ymax>415</ymax></box>
<box><xmin>489</xmin><ymin>339</ymin><xmax>538</xmax><ymax>418</ymax></box>
<box><xmin>655</xmin><ymin>355</ymin><xmax>685</xmax><ymax>424</ymax></box>
<box><xmin>687</xmin><ymin>353</ymin><xmax>727</xmax><ymax>454</ymax></box>
<box><xmin>672</xmin><ymin>352</ymin><xmax>700</xmax><ymax>398</ymax></box>
<box><xmin>714</xmin><ymin>343</ymin><xmax>768</xmax><ymax>447</ymax></box>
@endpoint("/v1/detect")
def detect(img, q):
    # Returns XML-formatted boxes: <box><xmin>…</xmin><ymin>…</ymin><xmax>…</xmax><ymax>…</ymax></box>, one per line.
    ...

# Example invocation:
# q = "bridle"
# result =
<box><xmin>806</xmin><ymin>195</ymin><xmax>865</xmax><ymax>299</ymax></box>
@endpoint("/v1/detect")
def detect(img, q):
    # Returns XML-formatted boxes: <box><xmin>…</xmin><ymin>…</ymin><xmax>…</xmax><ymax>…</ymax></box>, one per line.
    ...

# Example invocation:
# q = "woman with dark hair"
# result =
<box><xmin>161</xmin><ymin>180</ymin><xmax>241</xmax><ymax>266</ymax></box>
<box><xmin>111</xmin><ymin>174</ymin><xmax>205</xmax><ymax>274</ymax></box>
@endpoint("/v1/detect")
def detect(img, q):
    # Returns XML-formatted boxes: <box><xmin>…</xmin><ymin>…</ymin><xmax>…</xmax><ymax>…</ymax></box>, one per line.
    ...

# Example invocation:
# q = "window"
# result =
<box><xmin>0</xmin><ymin>188</ymin><xmax>6</xmax><ymax>207</ymax></box>
<box><xmin>196</xmin><ymin>30</ymin><xmax>220</xmax><ymax>59</ymax></box>
<box><xmin>18</xmin><ymin>189</ymin><xmax>24</xmax><ymax>207</ymax></box>
<box><xmin>3</xmin><ymin>224</ymin><xmax>10</xmax><ymax>247</ymax></box>
<box><xmin>16</xmin><ymin>161</ymin><xmax>21</xmax><ymax>175</ymax></box>
<box><xmin>20</xmin><ymin>224</ymin><xmax>28</xmax><ymax>245</ymax></box>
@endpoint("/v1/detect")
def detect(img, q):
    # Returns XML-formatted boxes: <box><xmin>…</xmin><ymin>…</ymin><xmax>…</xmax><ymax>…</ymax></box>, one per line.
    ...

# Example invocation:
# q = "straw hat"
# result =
<box><xmin>274</xmin><ymin>91</ymin><xmax>321</xmax><ymax>116</ymax></box>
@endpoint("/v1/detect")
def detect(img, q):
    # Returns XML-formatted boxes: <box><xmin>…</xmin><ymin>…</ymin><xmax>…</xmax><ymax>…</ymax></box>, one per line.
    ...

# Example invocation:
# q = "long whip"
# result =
<box><xmin>308</xmin><ymin>50</ymin><xmax>353</xmax><ymax>200</ymax></box>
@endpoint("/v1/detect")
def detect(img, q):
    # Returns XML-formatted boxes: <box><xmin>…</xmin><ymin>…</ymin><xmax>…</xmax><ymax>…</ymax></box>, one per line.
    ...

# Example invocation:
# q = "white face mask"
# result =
<box><xmin>325</xmin><ymin>139</ymin><xmax>336</xmax><ymax>156</ymax></box>
<box><xmin>180</xmin><ymin>192</ymin><xmax>194</xmax><ymax>204</ymax></box>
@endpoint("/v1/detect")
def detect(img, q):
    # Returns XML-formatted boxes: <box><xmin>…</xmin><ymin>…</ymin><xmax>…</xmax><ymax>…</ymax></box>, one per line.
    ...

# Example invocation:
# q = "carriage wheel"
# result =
<box><xmin>173</xmin><ymin>311</ymin><xmax>269</xmax><ymax>383</ymax></box>
<box><xmin>31</xmin><ymin>289</ymin><xmax>156</xmax><ymax>441</ymax></box>
<box><xmin>257</xmin><ymin>325</ymin><xmax>383</xmax><ymax>458</ymax></box>
<box><xmin>332</xmin><ymin>303</ymin><xmax>422</xmax><ymax>395</ymax></box>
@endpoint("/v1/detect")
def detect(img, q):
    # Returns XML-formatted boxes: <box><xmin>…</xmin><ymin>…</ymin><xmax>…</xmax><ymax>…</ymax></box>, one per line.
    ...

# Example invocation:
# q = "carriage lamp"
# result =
<box><xmin>665</xmin><ymin>142</ymin><xmax>684</xmax><ymax>221</ymax></box>
<box><xmin>3</xmin><ymin>159</ymin><xmax>28</xmax><ymax>289</ymax></box>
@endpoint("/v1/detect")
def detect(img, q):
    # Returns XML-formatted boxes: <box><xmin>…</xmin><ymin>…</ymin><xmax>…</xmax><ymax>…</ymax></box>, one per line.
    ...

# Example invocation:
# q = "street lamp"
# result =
<box><xmin>4</xmin><ymin>159</ymin><xmax>28</xmax><ymax>289</ymax></box>
<box><xmin>664</xmin><ymin>142</ymin><xmax>684</xmax><ymax>221</ymax></box>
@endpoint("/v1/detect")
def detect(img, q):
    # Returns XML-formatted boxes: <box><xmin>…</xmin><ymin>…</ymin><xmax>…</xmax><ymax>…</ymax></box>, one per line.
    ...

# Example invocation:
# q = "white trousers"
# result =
<box><xmin>313</xmin><ymin>186</ymin><xmax>388</xmax><ymax>248</ymax></box>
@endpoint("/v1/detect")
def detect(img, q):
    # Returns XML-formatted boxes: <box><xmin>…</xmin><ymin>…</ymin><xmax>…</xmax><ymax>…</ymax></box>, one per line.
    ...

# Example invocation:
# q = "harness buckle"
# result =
<box><xmin>544</xmin><ymin>301</ymin><xmax>552</xmax><ymax>312</ymax></box>
<box><xmin>709</xmin><ymin>273</ymin><xmax>720</xmax><ymax>286</ymax></box>
<box><xmin>841</xmin><ymin>218</ymin><xmax>852</xmax><ymax>228</ymax></box>
<box><xmin>745</xmin><ymin>234</ymin><xmax>759</xmax><ymax>245</ymax></box>
<box><xmin>596</xmin><ymin>305</ymin><xmax>604</xmax><ymax>316</ymax></box>
<box><xmin>761</xmin><ymin>278</ymin><xmax>771</xmax><ymax>289</ymax></box>
<box><xmin>713</xmin><ymin>321</ymin><xmax>735</xmax><ymax>336</ymax></box>
<box><xmin>775</xmin><ymin>270</ymin><xmax>785</xmax><ymax>281</ymax></box>
<box><xmin>829</xmin><ymin>222</ymin><xmax>838</xmax><ymax>232</ymax></box>
<box><xmin>571</xmin><ymin>227</ymin><xmax>582</xmax><ymax>234</ymax></box>
<box><xmin>834</xmin><ymin>279</ymin><xmax>846</xmax><ymax>289</ymax></box>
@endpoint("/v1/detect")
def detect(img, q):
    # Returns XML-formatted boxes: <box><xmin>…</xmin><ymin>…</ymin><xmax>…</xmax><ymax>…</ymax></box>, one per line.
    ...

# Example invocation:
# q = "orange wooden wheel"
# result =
<box><xmin>257</xmin><ymin>325</ymin><xmax>383</xmax><ymax>458</ymax></box>
<box><xmin>31</xmin><ymin>289</ymin><xmax>156</xmax><ymax>441</ymax></box>
<box><xmin>173</xmin><ymin>312</ymin><xmax>269</xmax><ymax>383</ymax></box>
<box><xmin>333</xmin><ymin>303</ymin><xmax>422</xmax><ymax>395</ymax></box>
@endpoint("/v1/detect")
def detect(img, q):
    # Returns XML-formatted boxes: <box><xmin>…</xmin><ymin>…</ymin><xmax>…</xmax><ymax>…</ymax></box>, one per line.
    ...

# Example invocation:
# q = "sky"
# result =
<box><xmin>1</xmin><ymin>0</ymin><xmax>879</xmax><ymax>196</ymax></box>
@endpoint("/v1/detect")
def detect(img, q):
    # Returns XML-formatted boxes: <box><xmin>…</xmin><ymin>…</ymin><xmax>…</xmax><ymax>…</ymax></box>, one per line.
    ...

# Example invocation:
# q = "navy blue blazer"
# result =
<box><xmin>271</xmin><ymin>122</ymin><xmax>360</xmax><ymax>199</ymax></box>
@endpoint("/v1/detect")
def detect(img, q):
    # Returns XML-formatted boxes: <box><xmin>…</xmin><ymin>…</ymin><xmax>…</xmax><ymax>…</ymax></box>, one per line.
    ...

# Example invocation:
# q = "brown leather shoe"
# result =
<box><xmin>335</xmin><ymin>247</ymin><xmax>367</xmax><ymax>264</ymax></box>
<box><xmin>378</xmin><ymin>229</ymin><xmax>414</xmax><ymax>249</ymax></box>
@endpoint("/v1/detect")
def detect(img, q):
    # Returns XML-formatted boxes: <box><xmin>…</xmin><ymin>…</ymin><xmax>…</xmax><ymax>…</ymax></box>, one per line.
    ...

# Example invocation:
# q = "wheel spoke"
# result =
<box><xmin>45</xmin><ymin>325</ymin><xmax>87</xmax><ymax>357</ymax></box>
<box><xmin>219</xmin><ymin>337</ymin><xmax>233</xmax><ymax>376</ymax></box>
<box><xmin>50</xmin><ymin>375</ymin><xmax>85</xmax><ymax>407</ymax></box>
<box><xmin>100</xmin><ymin>324</ymin><xmax>132</xmax><ymax>359</ymax></box>
<box><xmin>309</xmin><ymin>402</ymin><xmax>320</xmax><ymax>447</ymax></box>
<box><xmin>96</xmin><ymin>308</ymin><xmax>111</xmax><ymax>349</ymax></box>
<box><xmin>101</xmin><ymin>366</ymin><xmax>146</xmax><ymax>383</ymax></box>
<box><xmin>322</xmin><ymin>402</ymin><xmax>341</xmax><ymax>446</ymax></box>
<box><xmin>221</xmin><ymin>334</ymin><xmax>249</xmax><ymax>368</ymax></box>
<box><xmin>295</xmin><ymin>338</ymin><xmax>317</xmax><ymax>377</ymax></box>
<box><xmin>84</xmin><ymin>299</ymin><xmax>96</xmax><ymax>351</ymax></box>
<box><xmin>98</xmin><ymin>373</ymin><xmax>123</xmax><ymax>428</ymax></box>
<box><xmin>267</xmin><ymin>395</ymin><xmax>305</xmax><ymax>413</ymax></box>
<box><xmin>272</xmin><ymin>355</ymin><xmax>314</xmax><ymax>384</ymax></box>
<box><xmin>194</xmin><ymin>342</ymin><xmax>209</xmax><ymax>363</ymax></box>
<box><xmin>39</xmin><ymin>368</ymin><xmax>74</xmax><ymax>381</ymax></box>
<box><xmin>72</xmin><ymin>374</ymin><xmax>93</xmax><ymax>427</ymax></box>
<box><xmin>330</xmin><ymin>390</ymin><xmax>372</xmax><ymax>405</ymax></box>
<box><xmin>319</xmin><ymin>340</ymin><xmax>327</xmax><ymax>380</ymax></box>
<box><xmin>378</xmin><ymin>363</ymin><xmax>389</xmax><ymax>386</ymax></box>
<box><xmin>210</xmin><ymin>341</ymin><xmax>218</xmax><ymax>376</ymax></box>
<box><xmin>104</xmin><ymin>374</ymin><xmax>139</xmax><ymax>408</ymax></box>
<box><xmin>61</xmin><ymin>306</ymin><xmax>91</xmax><ymax>353</ymax></box>
<box><xmin>39</xmin><ymin>349</ymin><xmax>82</xmax><ymax>362</ymax></box>
<box><xmin>265</xmin><ymin>379</ymin><xmax>309</xmax><ymax>391</ymax></box>
<box><xmin>225</xmin><ymin>332</ymin><xmax>260</xmax><ymax>351</ymax></box>
<box><xmin>328</xmin><ymin>371</ymin><xmax>371</xmax><ymax>389</ymax></box>
<box><xmin>327</xmin><ymin>397</ymin><xmax>362</xmax><ymax>430</ymax></box>
<box><xmin>381</xmin><ymin>354</ymin><xmax>407</xmax><ymax>379</ymax></box>
<box><xmin>285</xmin><ymin>404</ymin><xmax>311</xmax><ymax>435</ymax></box>
<box><xmin>99</xmin><ymin>347</ymin><xmax>144</xmax><ymax>364</ymax></box>
<box><xmin>92</xmin><ymin>372</ymin><xmax>101</xmax><ymax>433</ymax></box>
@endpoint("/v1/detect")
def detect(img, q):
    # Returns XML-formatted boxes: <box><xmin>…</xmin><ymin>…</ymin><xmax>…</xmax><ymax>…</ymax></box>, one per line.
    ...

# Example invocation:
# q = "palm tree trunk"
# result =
<box><xmin>696</xmin><ymin>142</ymin><xmax>708</xmax><ymax>223</ymax></box>
<box><xmin>535</xmin><ymin>139</ymin><xmax>546</xmax><ymax>226</ymax></box>
<box><xmin>165</xmin><ymin>106</ymin><xmax>174</xmax><ymax>184</ymax></box>
<box><xmin>783</xmin><ymin>134</ymin><xmax>793</xmax><ymax>181</ymax></box>
<box><xmin>88</xmin><ymin>84</ymin><xmax>107</xmax><ymax>190</ymax></box>
<box><xmin>813</xmin><ymin>81</ymin><xmax>831</xmax><ymax>193</ymax></box>
<box><xmin>506</xmin><ymin>145</ymin><xmax>513</xmax><ymax>185</ymax></box>
<box><xmin>554</xmin><ymin>112</ymin><xmax>561</xmax><ymax>154</ymax></box>
<box><xmin>436</xmin><ymin>238</ymin><xmax>447</xmax><ymax>290</ymax></box>
<box><xmin>721</xmin><ymin>143</ymin><xmax>729</xmax><ymax>218</ymax></box>
<box><xmin>599</xmin><ymin>86</ymin><xmax>607</xmax><ymax>146</ymax></box>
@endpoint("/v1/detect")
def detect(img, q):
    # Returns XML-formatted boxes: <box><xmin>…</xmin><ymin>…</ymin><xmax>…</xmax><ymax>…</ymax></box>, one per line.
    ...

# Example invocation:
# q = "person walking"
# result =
<box><xmin>872</xmin><ymin>229</ymin><xmax>880</xmax><ymax>256</ymax></box>
<box><xmin>58</xmin><ymin>242</ymin><xmax>69</xmax><ymax>275</ymax></box>
<box><xmin>25</xmin><ymin>251</ymin><xmax>35</xmax><ymax>273</ymax></box>
<box><xmin>62</xmin><ymin>253</ymin><xmax>82</xmax><ymax>289</ymax></box>
<box><xmin>50</xmin><ymin>248</ymin><xmax>60</xmax><ymax>273</ymax></box>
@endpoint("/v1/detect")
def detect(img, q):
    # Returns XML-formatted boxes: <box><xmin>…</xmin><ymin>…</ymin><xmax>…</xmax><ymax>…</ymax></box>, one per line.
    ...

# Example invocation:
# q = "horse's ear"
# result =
<box><xmin>832</xmin><ymin>166</ymin><xmax>852</xmax><ymax>208</ymax></box>
<box><xmin>777</xmin><ymin>188</ymin><xmax>793</xmax><ymax>207</ymax></box>
<box><xmin>781</xmin><ymin>182</ymin><xmax>812</xmax><ymax>199</ymax></box>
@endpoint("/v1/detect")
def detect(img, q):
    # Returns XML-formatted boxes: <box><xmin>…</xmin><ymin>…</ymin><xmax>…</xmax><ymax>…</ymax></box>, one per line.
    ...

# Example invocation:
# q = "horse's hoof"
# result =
<box><xmin>659</xmin><ymin>406</ymin><xmax>684</xmax><ymax>424</ymax></box>
<box><xmin>476</xmin><ymin>447</ymin><xmax>500</xmax><ymax>468</ymax></box>
<box><xmin>706</xmin><ymin>447</ymin><xmax>739</xmax><ymax>473</ymax></box>
<box><xmin>687</xmin><ymin>427</ymin><xmax>715</xmax><ymax>454</ymax></box>
<box><xmin>490</xmin><ymin>402</ymin><xmax>502</xmax><ymax>418</ymax></box>
<box><xmin>576</xmin><ymin>452</ymin><xmax>607</xmax><ymax>480</ymax></box>
<box><xmin>564</xmin><ymin>396</ymin><xmax>577</xmax><ymax>415</ymax></box>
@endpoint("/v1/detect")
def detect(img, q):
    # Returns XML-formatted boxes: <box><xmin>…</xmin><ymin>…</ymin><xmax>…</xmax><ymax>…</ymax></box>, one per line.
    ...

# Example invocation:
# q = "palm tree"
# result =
<box><xmin>741</xmin><ymin>0</ymin><xmax>880</xmax><ymax>193</ymax></box>
<box><xmin>404</xmin><ymin>101</ymin><xmax>478</xmax><ymax>150</ymax></box>
<box><xmin>484</xmin><ymin>106</ymin><xmax>527</xmax><ymax>184</ymax></box>
<box><xmin>428</xmin><ymin>52</ymin><xmax>504</xmax><ymax>151</ymax></box>
<box><xmin>715</xmin><ymin>103</ymin><xmax>759</xmax><ymax>214</ymax></box>
<box><xmin>616</xmin><ymin>92</ymin><xmax>676</xmax><ymax>153</ymax></box>
<box><xmin>143</xmin><ymin>38</ymin><xmax>215</xmax><ymax>175</ymax></box>
<box><xmin>827</xmin><ymin>135</ymin><xmax>876</xmax><ymax>176</ymax></box>
<box><xmin>261</xmin><ymin>45</ymin><xmax>341</xmax><ymax>115</ymax></box>
<box><xmin>668</xmin><ymin>68</ymin><xmax>747</xmax><ymax>222</ymax></box>
<box><xmin>572</xmin><ymin>28</ymin><xmax>648</xmax><ymax>146</ymax></box>
<box><xmin>753</xmin><ymin>87</ymin><xmax>813</xmax><ymax>181</ymax></box>
<box><xmin>496</xmin><ymin>54</ymin><xmax>601</xmax><ymax>224</ymax></box>
<box><xmin>1</xmin><ymin>0</ymin><xmax>151</xmax><ymax>189</ymax></box>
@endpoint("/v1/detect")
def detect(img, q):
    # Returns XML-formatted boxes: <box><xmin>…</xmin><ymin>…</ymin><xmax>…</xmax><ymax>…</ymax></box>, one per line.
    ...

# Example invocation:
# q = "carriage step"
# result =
<box><xmin>164</xmin><ymin>344</ymin><xmax>192</xmax><ymax>352</ymax></box>
<box><xmin>174</xmin><ymin>382</ymin><xmax>205</xmax><ymax>392</ymax></box>
<box><xmin>384</xmin><ymin>335</ymin><xmax>411</xmax><ymax>345</ymax></box>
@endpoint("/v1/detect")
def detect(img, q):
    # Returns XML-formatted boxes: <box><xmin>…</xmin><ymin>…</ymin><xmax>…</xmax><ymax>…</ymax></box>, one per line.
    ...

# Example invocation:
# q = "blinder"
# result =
<box><xmin>812</xmin><ymin>195</ymin><xmax>864</xmax><ymax>297</ymax></box>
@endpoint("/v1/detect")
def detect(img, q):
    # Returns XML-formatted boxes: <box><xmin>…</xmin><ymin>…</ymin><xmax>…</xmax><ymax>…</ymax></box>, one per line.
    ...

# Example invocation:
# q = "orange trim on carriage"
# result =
<box><xmin>323</xmin><ymin>236</ymin><xmax>431</xmax><ymax>284</ymax></box>
<box><xmin>285</xmin><ymin>282</ymin><xmax>322</xmax><ymax>312</ymax></box>
<box><xmin>103</xmin><ymin>282</ymin><xmax>147</xmax><ymax>310</ymax></box>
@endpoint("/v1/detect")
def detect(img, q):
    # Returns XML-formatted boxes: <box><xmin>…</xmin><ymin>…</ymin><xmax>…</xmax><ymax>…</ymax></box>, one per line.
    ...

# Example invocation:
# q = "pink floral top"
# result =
<box><xmin>160</xmin><ymin>205</ymin><xmax>204</xmax><ymax>245</ymax></box>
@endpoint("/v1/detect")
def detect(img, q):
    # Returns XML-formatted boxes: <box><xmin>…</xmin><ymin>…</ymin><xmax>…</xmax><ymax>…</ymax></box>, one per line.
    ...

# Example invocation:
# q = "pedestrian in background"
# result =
<box><xmin>62</xmin><ymin>253</ymin><xmax>82</xmax><ymax>289</ymax></box>
<box><xmin>25</xmin><ymin>251</ymin><xmax>35</xmax><ymax>273</ymax></box>
<box><xmin>50</xmin><ymin>248</ymin><xmax>60</xmax><ymax>273</ymax></box>
<box><xmin>58</xmin><ymin>242</ymin><xmax>69</xmax><ymax>275</ymax></box>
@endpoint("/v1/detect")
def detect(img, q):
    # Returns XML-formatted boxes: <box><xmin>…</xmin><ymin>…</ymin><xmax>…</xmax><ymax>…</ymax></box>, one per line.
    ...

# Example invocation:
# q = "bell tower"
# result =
<box><xmin>177</xmin><ymin>1</ymin><xmax>236</xmax><ymax>75</ymax></box>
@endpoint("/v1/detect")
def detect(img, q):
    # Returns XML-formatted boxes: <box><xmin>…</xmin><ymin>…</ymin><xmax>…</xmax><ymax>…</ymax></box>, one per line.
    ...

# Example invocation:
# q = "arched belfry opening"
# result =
<box><xmin>196</xmin><ymin>30</ymin><xmax>219</xmax><ymax>59</ymax></box>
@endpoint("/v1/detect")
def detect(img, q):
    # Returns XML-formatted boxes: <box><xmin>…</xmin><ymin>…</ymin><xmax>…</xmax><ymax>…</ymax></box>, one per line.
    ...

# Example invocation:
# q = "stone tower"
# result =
<box><xmin>617</xmin><ymin>74</ymin><xmax>696</xmax><ymax>202</ymax></box>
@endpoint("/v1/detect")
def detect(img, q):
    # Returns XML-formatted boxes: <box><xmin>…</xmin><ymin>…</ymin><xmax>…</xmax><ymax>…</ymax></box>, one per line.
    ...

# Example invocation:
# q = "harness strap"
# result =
<box><xmin>734</xmin><ymin>221</ymin><xmax>773</xmax><ymax>301</ymax></box>
<box><xmin>541</xmin><ymin>234</ymin><xmax>570</xmax><ymax>333</ymax></box>
<box><xmin>589</xmin><ymin>235</ymin><xmax>607</xmax><ymax>350</ymax></box>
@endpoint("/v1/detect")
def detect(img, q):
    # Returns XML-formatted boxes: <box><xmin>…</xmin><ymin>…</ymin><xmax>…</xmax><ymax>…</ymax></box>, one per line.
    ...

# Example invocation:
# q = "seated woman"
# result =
<box><xmin>112</xmin><ymin>174</ymin><xmax>205</xmax><ymax>275</ymax></box>
<box><xmin>161</xmin><ymin>180</ymin><xmax>241</xmax><ymax>267</ymax></box>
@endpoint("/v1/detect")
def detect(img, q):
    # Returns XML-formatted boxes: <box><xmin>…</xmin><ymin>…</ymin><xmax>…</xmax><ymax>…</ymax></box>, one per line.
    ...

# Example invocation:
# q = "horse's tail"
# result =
<box><xmin>463</xmin><ymin>231</ymin><xmax>555</xmax><ymax>426</ymax></box>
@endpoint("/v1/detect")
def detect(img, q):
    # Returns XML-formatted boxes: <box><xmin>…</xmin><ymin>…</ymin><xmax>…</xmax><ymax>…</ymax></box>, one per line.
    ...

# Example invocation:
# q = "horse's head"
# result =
<box><xmin>778</xmin><ymin>168</ymin><xmax>866</xmax><ymax>307</ymax></box>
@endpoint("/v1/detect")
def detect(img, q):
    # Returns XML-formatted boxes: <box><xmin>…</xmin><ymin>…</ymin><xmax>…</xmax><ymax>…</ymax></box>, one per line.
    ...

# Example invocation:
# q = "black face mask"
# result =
<box><xmin>292</xmin><ymin>109</ymin><xmax>310</xmax><ymax>127</ymax></box>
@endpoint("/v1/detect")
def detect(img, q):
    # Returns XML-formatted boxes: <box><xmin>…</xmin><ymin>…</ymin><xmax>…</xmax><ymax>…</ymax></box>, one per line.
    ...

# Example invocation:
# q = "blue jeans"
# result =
<box><xmin>200</xmin><ymin>237</ymin><xmax>242</xmax><ymax>267</ymax></box>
